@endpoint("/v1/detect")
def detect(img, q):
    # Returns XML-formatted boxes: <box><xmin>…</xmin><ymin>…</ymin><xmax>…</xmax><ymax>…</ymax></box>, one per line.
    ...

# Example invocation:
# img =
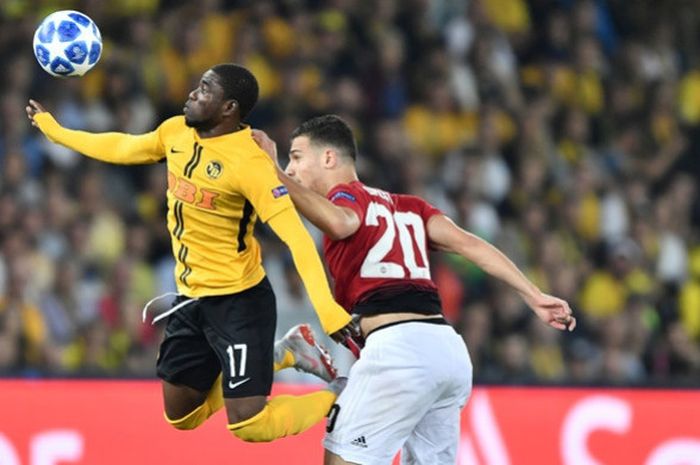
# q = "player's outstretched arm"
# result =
<box><xmin>427</xmin><ymin>214</ymin><xmax>576</xmax><ymax>332</ymax></box>
<box><xmin>267</xmin><ymin>207</ymin><xmax>352</xmax><ymax>335</ymax></box>
<box><xmin>26</xmin><ymin>99</ymin><xmax>165</xmax><ymax>164</ymax></box>
<box><xmin>279</xmin><ymin>175</ymin><xmax>359</xmax><ymax>241</ymax></box>
<box><xmin>252</xmin><ymin>128</ymin><xmax>360</xmax><ymax>240</ymax></box>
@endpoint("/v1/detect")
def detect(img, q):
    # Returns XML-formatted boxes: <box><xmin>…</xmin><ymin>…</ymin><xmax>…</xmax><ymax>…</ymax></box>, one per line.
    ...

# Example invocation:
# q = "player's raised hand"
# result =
<box><xmin>251</xmin><ymin>128</ymin><xmax>279</xmax><ymax>165</ymax></box>
<box><xmin>524</xmin><ymin>291</ymin><xmax>576</xmax><ymax>332</ymax></box>
<box><xmin>25</xmin><ymin>99</ymin><xmax>47</xmax><ymax>127</ymax></box>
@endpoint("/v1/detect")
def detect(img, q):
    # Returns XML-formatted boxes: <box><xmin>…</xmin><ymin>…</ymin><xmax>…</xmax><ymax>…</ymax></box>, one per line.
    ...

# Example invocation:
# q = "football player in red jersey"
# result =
<box><xmin>253</xmin><ymin>115</ymin><xmax>575</xmax><ymax>465</ymax></box>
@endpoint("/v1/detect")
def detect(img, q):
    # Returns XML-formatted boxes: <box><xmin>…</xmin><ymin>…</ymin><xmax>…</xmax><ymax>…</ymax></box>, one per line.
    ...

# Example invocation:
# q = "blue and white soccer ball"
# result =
<box><xmin>33</xmin><ymin>10</ymin><xmax>102</xmax><ymax>77</ymax></box>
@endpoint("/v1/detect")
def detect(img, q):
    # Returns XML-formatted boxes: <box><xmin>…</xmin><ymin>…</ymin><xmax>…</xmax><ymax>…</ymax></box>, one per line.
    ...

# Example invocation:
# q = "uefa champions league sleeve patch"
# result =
<box><xmin>330</xmin><ymin>191</ymin><xmax>356</xmax><ymax>203</ymax></box>
<box><xmin>271</xmin><ymin>185</ymin><xmax>289</xmax><ymax>198</ymax></box>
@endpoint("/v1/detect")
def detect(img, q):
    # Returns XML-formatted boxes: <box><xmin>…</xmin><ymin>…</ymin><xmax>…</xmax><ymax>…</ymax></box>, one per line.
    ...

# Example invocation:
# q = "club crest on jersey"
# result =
<box><xmin>272</xmin><ymin>185</ymin><xmax>288</xmax><ymax>198</ymax></box>
<box><xmin>205</xmin><ymin>160</ymin><xmax>223</xmax><ymax>179</ymax></box>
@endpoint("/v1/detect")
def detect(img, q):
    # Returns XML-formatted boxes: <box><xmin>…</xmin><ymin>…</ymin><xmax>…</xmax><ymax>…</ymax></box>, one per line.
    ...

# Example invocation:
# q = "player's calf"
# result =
<box><xmin>163</xmin><ymin>375</ymin><xmax>224</xmax><ymax>430</ymax></box>
<box><xmin>227</xmin><ymin>380</ymin><xmax>345</xmax><ymax>442</ymax></box>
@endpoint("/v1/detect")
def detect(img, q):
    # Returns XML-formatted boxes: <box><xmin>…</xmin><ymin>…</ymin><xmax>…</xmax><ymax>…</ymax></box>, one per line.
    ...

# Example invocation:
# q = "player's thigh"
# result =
<box><xmin>400</xmin><ymin>403</ymin><xmax>462</xmax><ymax>465</ymax></box>
<box><xmin>402</xmin><ymin>327</ymin><xmax>473</xmax><ymax>465</ymax></box>
<box><xmin>201</xmin><ymin>278</ymin><xmax>277</xmax><ymax>418</ymax></box>
<box><xmin>323</xmin><ymin>324</ymin><xmax>443</xmax><ymax>465</ymax></box>
<box><xmin>161</xmin><ymin>380</ymin><xmax>208</xmax><ymax>420</ymax></box>
<box><xmin>156</xmin><ymin>301</ymin><xmax>221</xmax><ymax>418</ymax></box>
<box><xmin>324</xmin><ymin>449</ymin><xmax>361</xmax><ymax>465</ymax></box>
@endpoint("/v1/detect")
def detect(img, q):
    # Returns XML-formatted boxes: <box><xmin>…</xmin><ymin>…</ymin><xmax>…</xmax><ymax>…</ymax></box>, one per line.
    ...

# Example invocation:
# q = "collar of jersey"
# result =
<box><xmin>193</xmin><ymin>124</ymin><xmax>251</xmax><ymax>143</ymax></box>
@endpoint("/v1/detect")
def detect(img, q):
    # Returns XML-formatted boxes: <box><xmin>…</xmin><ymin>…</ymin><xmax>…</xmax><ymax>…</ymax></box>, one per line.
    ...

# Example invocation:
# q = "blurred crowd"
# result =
<box><xmin>1</xmin><ymin>0</ymin><xmax>699</xmax><ymax>385</ymax></box>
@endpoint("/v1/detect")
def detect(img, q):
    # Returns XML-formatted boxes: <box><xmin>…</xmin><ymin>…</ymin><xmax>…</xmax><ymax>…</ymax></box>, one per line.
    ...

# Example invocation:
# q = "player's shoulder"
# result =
<box><xmin>394</xmin><ymin>192</ymin><xmax>428</xmax><ymax>205</ymax></box>
<box><xmin>157</xmin><ymin>115</ymin><xmax>186</xmax><ymax>133</ymax></box>
<box><xmin>235</xmin><ymin>128</ymin><xmax>276</xmax><ymax>164</ymax></box>
<box><xmin>328</xmin><ymin>181</ymin><xmax>366</xmax><ymax>201</ymax></box>
<box><xmin>357</xmin><ymin>183</ymin><xmax>395</xmax><ymax>205</ymax></box>
<box><xmin>160</xmin><ymin>115</ymin><xmax>187</xmax><ymax>128</ymax></box>
<box><xmin>395</xmin><ymin>192</ymin><xmax>442</xmax><ymax>217</ymax></box>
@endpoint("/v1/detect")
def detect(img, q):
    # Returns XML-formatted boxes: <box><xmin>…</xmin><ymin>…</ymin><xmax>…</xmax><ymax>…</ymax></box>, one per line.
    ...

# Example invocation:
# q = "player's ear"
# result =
<box><xmin>324</xmin><ymin>149</ymin><xmax>337</xmax><ymax>168</ymax></box>
<box><xmin>222</xmin><ymin>99</ymin><xmax>238</xmax><ymax>117</ymax></box>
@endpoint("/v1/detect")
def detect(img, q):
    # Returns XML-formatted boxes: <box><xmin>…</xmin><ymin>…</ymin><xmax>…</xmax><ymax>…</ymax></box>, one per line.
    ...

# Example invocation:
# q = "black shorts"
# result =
<box><xmin>156</xmin><ymin>276</ymin><xmax>276</xmax><ymax>398</ymax></box>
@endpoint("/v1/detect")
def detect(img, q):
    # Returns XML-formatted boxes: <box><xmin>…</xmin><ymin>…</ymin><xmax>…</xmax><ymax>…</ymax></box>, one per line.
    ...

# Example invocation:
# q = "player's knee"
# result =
<box><xmin>227</xmin><ymin>406</ymin><xmax>276</xmax><ymax>442</ymax></box>
<box><xmin>225</xmin><ymin>396</ymin><xmax>267</xmax><ymax>424</ymax></box>
<box><xmin>165</xmin><ymin>404</ymin><xmax>208</xmax><ymax>431</ymax></box>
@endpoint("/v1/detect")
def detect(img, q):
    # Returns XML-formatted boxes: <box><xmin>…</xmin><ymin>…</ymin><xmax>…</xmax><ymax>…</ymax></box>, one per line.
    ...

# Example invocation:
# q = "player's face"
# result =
<box><xmin>184</xmin><ymin>70</ymin><xmax>228</xmax><ymax>130</ymax></box>
<box><xmin>286</xmin><ymin>136</ymin><xmax>326</xmax><ymax>194</ymax></box>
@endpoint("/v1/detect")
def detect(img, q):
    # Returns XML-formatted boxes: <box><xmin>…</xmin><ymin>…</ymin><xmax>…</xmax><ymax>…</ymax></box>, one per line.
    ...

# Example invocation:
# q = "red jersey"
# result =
<box><xmin>323</xmin><ymin>181</ymin><xmax>443</xmax><ymax>315</ymax></box>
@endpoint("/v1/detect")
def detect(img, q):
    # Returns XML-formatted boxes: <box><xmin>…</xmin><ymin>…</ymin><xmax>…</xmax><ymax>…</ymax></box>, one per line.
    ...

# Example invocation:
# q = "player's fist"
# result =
<box><xmin>25</xmin><ymin>99</ymin><xmax>47</xmax><ymax>128</ymax></box>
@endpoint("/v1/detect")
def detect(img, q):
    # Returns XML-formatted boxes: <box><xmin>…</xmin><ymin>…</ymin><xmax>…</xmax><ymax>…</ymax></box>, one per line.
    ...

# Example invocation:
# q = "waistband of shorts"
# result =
<box><xmin>365</xmin><ymin>316</ymin><xmax>451</xmax><ymax>339</ymax></box>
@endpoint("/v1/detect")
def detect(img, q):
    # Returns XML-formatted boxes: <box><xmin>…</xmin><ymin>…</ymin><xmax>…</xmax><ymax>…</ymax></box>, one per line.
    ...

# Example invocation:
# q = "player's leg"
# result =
<box><xmin>225</xmin><ymin>379</ymin><xmax>345</xmax><ymax>442</ymax></box>
<box><xmin>162</xmin><ymin>381</ymin><xmax>208</xmax><ymax>420</ymax></box>
<box><xmin>156</xmin><ymin>298</ymin><xmax>223</xmax><ymax>430</ymax></box>
<box><xmin>324</xmin><ymin>450</ymin><xmax>360</xmax><ymax>465</ymax></box>
<box><xmin>323</xmin><ymin>321</ymin><xmax>445</xmax><ymax>465</ymax></box>
<box><xmin>203</xmin><ymin>277</ymin><xmax>341</xmax><ymax>442</ymax></box>
<box><xmin>401</xmin><ymin>327</ymin><xmax>473</xmax><ymax>465</ymax></box>
<box><xmin>274</xmin><ymin>323</ymin><xmax>337</xmax><ymax>381</ymax></box>
<box><xmin>227</xmin><ymin>322</ymin><xmax>339</xmax><ymax>422</ymax></box>
<box><xmin>161</xmin><ymin>375</ymin><xmax>224</xmax><ymax>429</ymax></box>
<box><xmin>400</xmin><ymin>404</ymin><xmax>463</xmax><ymax>465</ymax></box>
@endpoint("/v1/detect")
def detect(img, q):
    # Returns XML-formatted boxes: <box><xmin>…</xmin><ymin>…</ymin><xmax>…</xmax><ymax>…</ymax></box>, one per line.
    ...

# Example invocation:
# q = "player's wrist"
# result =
<box><xmin>517</xmin><ymin>282</ymin><xmax>541</xmax><ymax>301</ymax></box>
<box><xmin>318</xmin><ymin>307</ymin><xmax>352</xmax><ymax>335</ymax></box>
<box><xmin>33</xmin><ymin>112</ymin><xmax>58</xmax><ymax>134</ymax></box>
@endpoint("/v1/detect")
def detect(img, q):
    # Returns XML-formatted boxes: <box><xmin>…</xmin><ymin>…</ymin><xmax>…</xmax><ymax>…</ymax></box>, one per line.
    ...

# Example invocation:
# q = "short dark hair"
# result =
<box><xmin>210</xmin><ymin>63</ymin><xmax>259</xmax><ymax>120</ymax></box>
<box><xmin>291</xmin><ymin>115</ymin><xmax>357</xmax><ymax>160</ymax></box>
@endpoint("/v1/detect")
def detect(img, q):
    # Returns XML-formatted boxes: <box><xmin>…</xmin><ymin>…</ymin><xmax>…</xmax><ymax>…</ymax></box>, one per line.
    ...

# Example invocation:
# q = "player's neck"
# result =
<box><xmin>323</xmin><ymin>166</ymin><xmax>359</xmax><ymax>195</ymax></box>
<box><xmin>196</xmin><ymin>119</ymin><xmax>242</xmax><ymax>139</ymax></box>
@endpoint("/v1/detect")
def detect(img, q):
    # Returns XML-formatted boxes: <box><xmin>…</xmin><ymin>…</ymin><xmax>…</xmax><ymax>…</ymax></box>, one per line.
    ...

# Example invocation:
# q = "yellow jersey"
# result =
<box><xmin>159</xmin><ymin>117</ymin><xmax>293</xmax><ymax>296</ymax></box>
<box><xmin>34</xmin><ymin>112</ymin><xmax>352</xmax><ymax>334</ymax></box>
<box><xmin>37</xmin><ymin>115</ymin><xmax>290</xmax><ymax>296</ymax></box>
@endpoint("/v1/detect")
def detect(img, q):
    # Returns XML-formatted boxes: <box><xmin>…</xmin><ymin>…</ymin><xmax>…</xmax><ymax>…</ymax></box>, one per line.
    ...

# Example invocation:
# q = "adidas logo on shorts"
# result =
<box><xmin>351</xmin><ymin>436</ymin><xmax>368</xmax><ymax>448</ymax></box>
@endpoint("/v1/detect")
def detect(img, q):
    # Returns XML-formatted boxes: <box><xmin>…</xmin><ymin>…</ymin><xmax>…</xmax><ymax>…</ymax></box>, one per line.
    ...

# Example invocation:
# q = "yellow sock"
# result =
<box><xmin>165</xmin><ymin>374</ymin><xmax>224</xmax><ymax>430</ymax></box>
<box><xmin>227</xmin><ymin>390</ymin><xmax>335</xmax><ymax>442</ymax></box>
<box><xmin>166</xmin><ymin>402</ymin><xmax>211</xmax><ymax>430</ymax></box>
<box><xmin>273</xmin><ymin>349</ymin><xmax>295</xmax><ymax>372</ymax></box>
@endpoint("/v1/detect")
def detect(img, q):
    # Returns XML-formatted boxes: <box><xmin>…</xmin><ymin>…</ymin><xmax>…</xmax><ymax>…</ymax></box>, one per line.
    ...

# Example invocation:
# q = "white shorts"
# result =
<box><xmin>324</xmin><ymin>319</ymin><xmax>472</xmax><ymax>465</ymax></box>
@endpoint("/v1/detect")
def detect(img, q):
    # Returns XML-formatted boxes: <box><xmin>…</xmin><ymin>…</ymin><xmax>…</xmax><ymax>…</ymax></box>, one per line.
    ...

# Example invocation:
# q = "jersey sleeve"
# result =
<box><xmin>236</xmin><ymin>149</ymin><xmax>294</xmax><ymax>223</ymax></box>
<box><xmin>402</xmin><ymin>194</ymin><xmax>443</xmax><ymax>222</ymax></box>
<box><xmin>326</xmin><ymin>183</ymin><xmax>365</xmax><ymax>221</ymax></box>
<box><xmin>34</xmin><ymin>112</ymin><xmax>168</xmax><ymax>164</ymax></box>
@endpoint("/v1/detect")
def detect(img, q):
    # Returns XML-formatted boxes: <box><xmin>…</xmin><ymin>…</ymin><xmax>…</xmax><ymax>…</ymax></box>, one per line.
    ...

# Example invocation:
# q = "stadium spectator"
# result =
<box><xmin>0</xmin><ymin>0</ymin><xmax>698</xmax><ymax>386</ymax></box>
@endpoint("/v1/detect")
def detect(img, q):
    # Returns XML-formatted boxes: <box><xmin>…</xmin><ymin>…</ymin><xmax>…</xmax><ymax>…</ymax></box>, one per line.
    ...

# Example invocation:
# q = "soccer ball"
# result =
<box><xmin>33</xmin><ymin>10</ymin><xmax>102</xmax><ymax>77</ymax></box>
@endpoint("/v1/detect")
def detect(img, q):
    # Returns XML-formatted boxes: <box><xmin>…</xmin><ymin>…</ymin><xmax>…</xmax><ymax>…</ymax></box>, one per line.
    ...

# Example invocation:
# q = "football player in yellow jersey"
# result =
<box><xmin>25</xmin><ymin>63</ymin><xmax>353</xmax><ymax>443</ymax></box>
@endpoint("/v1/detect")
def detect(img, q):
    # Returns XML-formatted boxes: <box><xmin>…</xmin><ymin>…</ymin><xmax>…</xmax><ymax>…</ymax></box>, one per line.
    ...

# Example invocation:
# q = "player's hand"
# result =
<box><xmin>330</xmin><ymin>319</ymin><xmax>364</xmax><ymax>359</ymax></box>
<box><xmin>524</xmin><ymin>291</ymin><xmax>576</xmax><ymax>332</ymax></box>
<box><xmin>25</xmin><ymin>99</ymin><xmax>47</xmax><ymax>128</ymax></box>
<box><xmin>251</xmin><ymin>129</ymin><xmax>279</xmax><ymax>165</ymax></box>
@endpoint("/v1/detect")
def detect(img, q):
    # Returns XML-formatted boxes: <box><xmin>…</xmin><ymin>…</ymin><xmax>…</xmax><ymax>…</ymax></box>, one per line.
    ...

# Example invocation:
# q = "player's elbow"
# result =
<box><xmin>325</xmin><ymin>210</ymin><xmax>359</xmax><ymax>241</ymax></box>
<box><xmin>325</xmin><ymin>219</ymin><xmax>355</xmax><ymax>241</ymax></box>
